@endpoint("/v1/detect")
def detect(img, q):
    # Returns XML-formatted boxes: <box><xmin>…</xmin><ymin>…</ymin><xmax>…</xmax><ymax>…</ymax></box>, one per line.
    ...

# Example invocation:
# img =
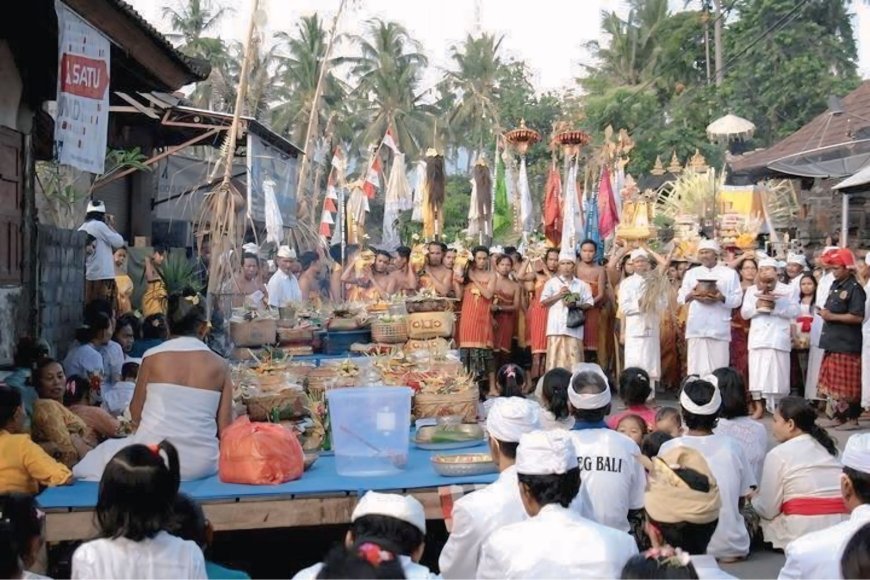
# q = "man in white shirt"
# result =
<box><xmin>677</xmin><ymin>239</ymin><xmax>743</xmax><ymax>376</ymax></box>
<box><xmin>78</xmin><ymin>200</ymin><xmax>125</xmax><ymax>305</ymax></box>
<box><xmin>779</xmin><ymin>434</ymin><xmax>870</xmax><ymax>579</ymax></box>
<box><xmin>619</xmin><ymin>249</ymin><xmax>665</xmax><ymax>384</ymax></box>
<box><xmin>540</xmin><ymin>250</ymin><xmax>594</xmax><ymax>371</ymax></box>
<box><xmin>741</xmin><ymin>257</ymin><xmax>801</xmax><ymax>414</ymax></box>
<box><xmin>477</xmin><ymin>430</ymin><xmax>637</xmax><ymax>579</ymax></box>
<box><xmin>567</xmin><ymin>363</ymin><xmax>647</xmax><ymax>533</ymax></box>
<box><xmin>293</xmin><ymin>492</ymin><xmax>436</xmax><ymax>579</ymax></box>
<box><xmin>642</xmin><ymin>446</ymin><xmax>736</xmax><ymax>579</ymax></box>
<box><xmin>439</xmin><ymin>397</ymin><xmax>540</xmax><ymax>578</ymax></box>
<box><xmin>805</xmin><ymin>246</ymin><xmax>838</xmax><ymax>400</ymax></box>
<box><xmin>267</xmin><ymin>246</ymin><xmax>302</xmax><ymax>308</ymax></box>
<box><xmin>660</xmin><ymin>375</ymin><xmax>756</xmax><ymax>562</ymax></box>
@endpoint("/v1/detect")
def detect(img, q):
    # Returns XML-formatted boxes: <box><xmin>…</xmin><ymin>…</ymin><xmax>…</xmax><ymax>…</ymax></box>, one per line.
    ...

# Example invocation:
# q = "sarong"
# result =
<box><xmin>818</xmin><ymin>352</ymin><xmax>862</xmax><ymax>404</ymax></box>
<box><xmin>730</xmin><ymin>309</ymin><xmax>750</xmax><ymax>388</ymax></box>
<box><xmin>686</xmin><ymin>338</ymin><xmax>730</xmax><ymax>376</ymax></box>
<box><xmin>805</xmin><ymin>346</ymin><xmax>825</xmax><ymax>400</ymax></box>
<box><xmin>458</xmin><ymin>286</ymin><xmax>493</xmax><ymax>378</ymax></box>
<box><xmin>85</xmin><ymin>279</ymin><xmax>116</xmax><ymax>308</ymax></box>
<box><xmin>527</xmin><ymin>287</ymin><xmax>549</xmax><ymax>355</ymax></box>
<box><xmin>142</xmin><ymin>280</ymin><xmax>167</xmax><ymax>317</ymax></box>
<box><xmin>493</xmin><ymin>289</ymin><xmax>516</xmax><ymax>354</ymax></box>
<box><xmin>546</xmin><ymin>335</ymin><xmax>583</xmax><ymax>371</ymax></box>
<box><xmin>659</xmin><ymin>292</ymin><xmax>681</xmax><ymax>389</ymax></box>
<box><xmin>749</xmin><ymin>348</ymin><xmax>790</xmax><ymax>412</ymax></box>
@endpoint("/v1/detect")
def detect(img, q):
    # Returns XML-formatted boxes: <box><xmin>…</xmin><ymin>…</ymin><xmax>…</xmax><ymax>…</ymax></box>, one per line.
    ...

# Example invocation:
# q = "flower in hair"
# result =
<box><xmin>357</xmin><ymin>542</ymin><xmax>395</xmax><ymax>567</ymax></box>
<box><xmin>644</xmin><ymin>546</ymin><xmax>691</xmax><ymax>567</ymax></box>
<box><xmin>65</xmin><ymin>378</ymin><xmax>76</xmax><ymax>396</ymax></box>
<box><xmin>185</xmin><ymin>295</ymin><xmax>200</xmax><ymax>306</ymax></box>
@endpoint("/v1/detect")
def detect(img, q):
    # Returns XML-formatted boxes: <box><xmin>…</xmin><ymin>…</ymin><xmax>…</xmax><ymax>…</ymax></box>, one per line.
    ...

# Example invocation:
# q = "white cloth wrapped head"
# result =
<box><xmin>242</xmin><ymin>242</ymin><xmax>259</xmax><ymax>255</ymax></box>
<box><xmin>758</xmin><ymin>257</ymin><xmax>778</xmax><ymax>269</ymax></box>
<box><xmin>786</xmin><ymin>253</ymin><xmax>808</xmax><ymax>268</ymax></box>
<box><xmin>843</xmin><ymin>434</ymin><xmax>870</xmax><ymax>475</ymax></box>
<box><xmin>277</xmin><ymin>245</ymin><xmax>297</xmax><ymax>259</ymax></box>
<box><xmin>515</xmin><ymin>430</ymin><xmax>578</xmax><ymax>475</ymax></box>
<box><xmin>568</xmin><ymin>363</ymin><xmax>612</xmax><ymax>410</ymax></box>
<box><xmin>629</xmin><ymin>249</ymin><xmax>651</xmax><ymax>263</ymax></box>
<box><xmin>558</xmin><ymin>249</ymin><xmax>576</xmax><ymax>263</ymax></box>
<box><xmin>86</xmin><ymin>199</ymin><xmax>106</xmax><ymax>214</ymax></box>
<box><xmin>679</xmin><ymin>375</ymin><xmax>722</xmax><ymax>415</ymax></box>
<box><xmin>486</xmin><ymin>397</ymin><xmax>541</xmax><ymax>443</ymax></box>
<box><xmin>698</xmin><ymin>239</ymin><xmax>720</xmax><ymax>254</ymax></box>
<box><xmin>352</xmin><ymin>491</ymin><xmax>426</xmax><ymax>534</ymax></box>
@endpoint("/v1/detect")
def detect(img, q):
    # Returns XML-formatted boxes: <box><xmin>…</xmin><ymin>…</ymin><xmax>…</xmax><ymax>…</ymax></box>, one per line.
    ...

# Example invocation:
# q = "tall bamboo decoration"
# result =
<box><xmin>197</xmin><ymin>0</ymin><xmax>261</xmax><ymax>318</ymax></box>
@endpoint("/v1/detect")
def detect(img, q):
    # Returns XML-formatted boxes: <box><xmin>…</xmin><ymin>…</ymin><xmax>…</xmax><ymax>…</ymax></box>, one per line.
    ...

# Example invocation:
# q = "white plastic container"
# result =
<box><xmin>327</xmin><ymin>386</ymin><xmax>413</xmax><ymax>476</ymax></box>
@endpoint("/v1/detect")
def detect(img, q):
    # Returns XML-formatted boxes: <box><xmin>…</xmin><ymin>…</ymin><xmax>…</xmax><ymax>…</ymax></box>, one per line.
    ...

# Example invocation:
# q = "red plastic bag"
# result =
<box><xmin>219</xmin><ymin>416</ymin><xmax>304</xmax><ymax>485</ymax></box>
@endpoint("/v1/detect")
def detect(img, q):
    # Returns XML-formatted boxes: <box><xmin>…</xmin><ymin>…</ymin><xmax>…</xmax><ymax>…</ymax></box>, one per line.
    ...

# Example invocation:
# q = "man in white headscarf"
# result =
<box><xmin>267</xmin><ymin>246</ymin><xmax>302</xmax><ymax>308</ymax></box>
<box><xmin>741</xmin><ymin>257</ymin><xmax>800</xmax><ymax>414</ymax></box>
<box><xmin>618</xmin><ymin>249</ymin><xmax>665</xmax><ymax>385</ymax></box>
<box><xmin>785</xmin><ymin>253</ymin><xmax>809</xmax><ymax>294</ymax></box>
<box><xmin>477</xmin><ymin>430</ymin><xmax>637</xmax><ymax>578</ymax></box>
<box><xmin>440</xmin><ymin>398</ymin><xmax>540</xmax><ymax>578</ymax></box>
<box><xmin>660</xmin><ymin>375</ymin><xmax>756</xmax><ymax>562</ymax></box>
<box><xmin>677</xmin><ymin>239</ymin><xmax>743</xmax><ymax>376</ymax></box>
<box><xmin>779</xmin><ymin>434</ymin><xmax>870</xmax><ymax>579</ymax></box>
<box><xmin>540</xmin><ymin>250</ymin><xmax>594</xmax><ymax>371</ymax></box>
<box><xmin>567</xmin><ymin>364</ymin><xmax>647</xmax><ymax>534</ymax></box>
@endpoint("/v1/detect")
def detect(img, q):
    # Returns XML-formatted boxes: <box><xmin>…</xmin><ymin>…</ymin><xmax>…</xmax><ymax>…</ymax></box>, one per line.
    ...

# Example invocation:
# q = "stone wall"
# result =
<box><xmin>38</xmin><ymin>226</ymin><xmax>86</xmax><ymax>359</ymax></box>
<box><xmin>0</xmin><ymin>287</ymin><xmax>23</xmax><ymax>365</ymax></box>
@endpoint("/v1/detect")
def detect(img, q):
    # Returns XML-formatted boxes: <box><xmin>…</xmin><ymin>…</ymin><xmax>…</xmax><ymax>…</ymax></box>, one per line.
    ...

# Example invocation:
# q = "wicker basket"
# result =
<box><xmin>407</xmin><ymin>312</ymin><xmax>454</xmax><ymax>339</ymax></box>
<box><xmin>230</xmin><ymin>319</ymin><xmax>278</xmax><ymax>347</ymax></box>
<box><xmin>371</xmin><ymin>319</ymin><xmax>409</xmax><ymax>344</ymax></box>
<box><xmin>244</xmin><ymin>387</ymin><xmax>308</xmax><ymax>421</ymax></box>
<box><xmin>405</xmin><ymin>298</ymin><xmax>454</xmax><ymax>313</ymax></box>
<box><xmin>414</xmin><ymin>388</ymin><xmax>478</xmax><ymax>423</ymax></box>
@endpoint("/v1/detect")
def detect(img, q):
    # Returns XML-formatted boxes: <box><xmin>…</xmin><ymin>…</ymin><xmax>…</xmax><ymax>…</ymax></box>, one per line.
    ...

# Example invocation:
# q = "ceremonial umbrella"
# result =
<box><xmin>706</xmin><ymin>114</ymin><xmax>756</xmax><ymax>143</ymax></box>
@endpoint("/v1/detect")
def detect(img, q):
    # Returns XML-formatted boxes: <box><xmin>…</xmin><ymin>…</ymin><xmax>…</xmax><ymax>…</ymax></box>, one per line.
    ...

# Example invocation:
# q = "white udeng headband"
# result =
<box><xmin>679</xmin><ymin>375</ymin><xmax>721</xmax><ymax>415</ymax></box>
<box><xmin>568</xmin><ymin>363</ymin><xmax>613</xmax><ymax>409</ymax></box>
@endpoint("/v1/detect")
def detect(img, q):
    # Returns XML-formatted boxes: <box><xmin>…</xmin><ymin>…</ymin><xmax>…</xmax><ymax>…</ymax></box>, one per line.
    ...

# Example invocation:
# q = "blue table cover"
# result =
<box><xmin>38</xmin><ymin>444</ymin><xmax>497</xmax><ymax>510</ymax></box>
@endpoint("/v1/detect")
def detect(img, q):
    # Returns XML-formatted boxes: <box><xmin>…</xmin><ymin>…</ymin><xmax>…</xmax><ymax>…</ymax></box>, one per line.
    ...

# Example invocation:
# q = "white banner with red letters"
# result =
<box><xmin>54</xmin><ymin>1</ymin><xmax>110</xmax><ymax>174</ymax></box>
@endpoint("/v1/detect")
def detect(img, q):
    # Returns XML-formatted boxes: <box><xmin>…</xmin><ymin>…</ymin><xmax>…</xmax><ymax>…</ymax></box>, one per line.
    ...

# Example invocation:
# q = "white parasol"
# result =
<box><xmin>706</xmin><ymin>114</ymin><xmax>756</xmax><ymax>143</ymax></box>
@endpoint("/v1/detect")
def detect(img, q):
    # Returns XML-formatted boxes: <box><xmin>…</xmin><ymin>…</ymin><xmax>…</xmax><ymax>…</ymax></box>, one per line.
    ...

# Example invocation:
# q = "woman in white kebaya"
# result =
<box><xmin>753</xmin><ymin>397</ymin><xmax>847</xmax><ymax>549</ymax></box>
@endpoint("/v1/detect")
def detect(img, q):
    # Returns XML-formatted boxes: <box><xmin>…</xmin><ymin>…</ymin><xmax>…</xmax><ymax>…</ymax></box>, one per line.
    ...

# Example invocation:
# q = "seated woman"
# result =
<box><xmin>62</xmin><ymin>312</ymin><xmax>113</xmax><ymax>393</ymax></box>
<box><xmin>128</xmin><ymin>313</ymin><xmax>169</xmax><ymax>358</ymax></box>
<box><xmin>752</xmin><ymin>396</ymin><xmax>847</xmax><ymax>549</ymax></box>
<box><xmin>73</xmin><ymin>289</ymin><xmax>233</xmax><ymax>482</ymax></box>
<box><xmin>712</xmin><ymin>367</ymin><xmax>767</xmax><ymax>484</ymax></box>
<box><xmin>537</xmin><ymin>368</ymin><xmax>575</xmax><ymax>430</ymax></box>
<box><xmin>64</xmin><ymin>375</ymin><xmax>123</xmax><ymax>444</ymax></box>
<box><xmin>30</xmin><ymin>358</ymin><xmax>94</xmax><ymax>468</ymax></box>
<box><xmin>607</xmin><ymin>368</ymin><xmax>656</xmax><ymax>430</ymax></box>
<box><xmin>0</xmin><ymin>385</ymin><xmax>71</xmax><ymax>494</ymax></box>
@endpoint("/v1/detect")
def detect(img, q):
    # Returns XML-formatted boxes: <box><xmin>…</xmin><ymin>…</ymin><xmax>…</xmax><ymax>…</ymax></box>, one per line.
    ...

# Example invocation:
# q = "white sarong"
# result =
<box><xmin>686</xmin><ymin>338</ymin><xmax>730</xmax><ymax>376</ymax></box>
<box><xmin>805</xmin><ymin>346</ymin><xmax>824</xmax><ymax>401</ymax></box>
<box><xmin>749</xmin><ymin>348</ymin><xmax>790</xmax><ymax>413</ymax></box>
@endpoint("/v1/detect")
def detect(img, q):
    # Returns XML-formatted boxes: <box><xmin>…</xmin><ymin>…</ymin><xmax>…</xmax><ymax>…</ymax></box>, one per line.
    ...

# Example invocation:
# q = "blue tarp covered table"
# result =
<box><xmin>38</xmin><ymin>444</ymin><xmax>497</xmax><ymax>542</ymax></box>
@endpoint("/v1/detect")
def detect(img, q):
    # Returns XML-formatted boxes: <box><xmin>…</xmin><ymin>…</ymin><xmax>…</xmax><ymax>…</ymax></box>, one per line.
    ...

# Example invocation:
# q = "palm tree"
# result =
<box><xmin>345</xmin><ymin>19</ymin><xmax>433</xmax><ymax>158</ymax></box>
<box><xmin>271</xmin><ymin>15</ymin><xmax>348</xmax><ymax>145</ymax></box>
<box><xmin>445</xmin><ymin>33</ymin><xmax>504</xmax><ymax>166</ymax></box>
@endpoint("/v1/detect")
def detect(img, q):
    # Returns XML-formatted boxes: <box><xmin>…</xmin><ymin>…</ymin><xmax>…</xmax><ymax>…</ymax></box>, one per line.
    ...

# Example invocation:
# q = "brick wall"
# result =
<box><xmin>38</xmin><ymin>225</ymin><xmax>85</xmax><ymax>359</ymax></box>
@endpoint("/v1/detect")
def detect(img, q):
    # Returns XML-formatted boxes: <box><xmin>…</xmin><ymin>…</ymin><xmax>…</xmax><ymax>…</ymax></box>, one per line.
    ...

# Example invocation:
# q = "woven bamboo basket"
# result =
<box><xmin>371</xmin><ymin>319</ymin><xmax>409</xmax><ymax>344</ymax></box>
<box><xmin>244</xmin><ymin>388</ymin><xmax>308</xmax><ymax>421</ymax></box>
<box><xmin>414</xmin><ymin>388</ymin><xmax>478</xmax><ymax>423</ymax></box>
<box><xmin>405</xmin><ymin>298</ymin><xmax>454</xmax><ymax>313</ymax></box>
<box><xmin>407</xmin><ymin>312</ymin><xmax>454</xmax><ymax>339</ymax></box>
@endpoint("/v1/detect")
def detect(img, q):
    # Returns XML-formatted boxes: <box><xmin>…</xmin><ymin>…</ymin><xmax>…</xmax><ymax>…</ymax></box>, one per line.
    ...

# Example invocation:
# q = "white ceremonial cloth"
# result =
<box><xmin>677</xmin><ymin>264</ymin><xmax>743</xmax><ymax>340</ymax></box>
<box><xmin>686</xmin><ymin>338</ymin><xmax>730</xmax><ymax>376</ymax></box>
<box><xmin>476</xmin><ymin>504</ymin><xmax>638</xmax><ymax>579</ymax></box>
<box><xmin>71</xmin><ymin>531</ymin><xmax>206</xmax><ymax>579</ymax></box>
<box><xmin>540</xmin><ymin>275</ymin><xmax>594</xmax><ymax>339</ymax></box>
<box><xmin>568</xmin><ymin>429</ymin><xmax>646</xmax><ymax>532</ymax></box>
<box><xmin>660</xmin><ymin>434</ymin><xmax>756</xmax><ymax>560</ymax></box>
<box><xmin>72</xmin><ymin>337</ymin><xmax>221</xmax><ymax>482</ymax></box>
<box><xmin>862</xmin><ymin>280</ymin><xmax>870</xmax><ymax>408</ymax></box>
<box><xmin>742</xmin><ymin>282</ymin><xmax>801</xmax><ymax>352</ymax></box>
<box><xmin>778</xmin><ymin>504</ymin><xmax>870</xmax><ymax>579</ymax></box>
<box><xmin>439</xmin><ymin>466</ymin><xmax>527</xmax><ymax>579</ymax></box>
<box><xmin>753</xmin><ymin>434</ymin><xmax>847</xmax><ymax>550</ymax></box>
<box><xmin>689</xmin><ymin>555</ymin><xmax>737</xmax><ymax>579</ymax></box>
<box><xmin>293</xmin><ymin>556</ymin><xmax>437</xmax><ymax>580</ymax></box>
<box><xmin>618</xmin><ymin>273</ymin><xmax>663</xmax><ymax>379</ymax></box>
<box><xmin>805</xmin><ymin>271</ymin><xmax>834</xmax><ymax>400</ymax></box>
<box><xmin>749</xmin><ymin>349</ymin><xmax>791</xmax><ymax>412</ymax></box>
<box><xmin>714</xmin><ymin>417</ymin><xmax>767</xmax><ymax>485</ymax></box>
<box><xmin>78</xmin><ymin>220</ymin><xmax>125</xmax><ymax>281</ymax></box>
<box><xmin>267</xmin><ymin>269</ymin><xmax>302</xmax><ymax>307</ymax></box>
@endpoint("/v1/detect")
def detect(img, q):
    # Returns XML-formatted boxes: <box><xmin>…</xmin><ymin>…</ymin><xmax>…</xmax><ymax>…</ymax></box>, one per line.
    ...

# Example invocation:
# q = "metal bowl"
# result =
<box><xmin>431</xmin><ymin>453</ymin><xmax>498</xmax><ymax>477</ymax></box>
<box><xmin>414</xmin><ymin>424</ymin><xmax>486</xmax><ymax>451</ymax></box>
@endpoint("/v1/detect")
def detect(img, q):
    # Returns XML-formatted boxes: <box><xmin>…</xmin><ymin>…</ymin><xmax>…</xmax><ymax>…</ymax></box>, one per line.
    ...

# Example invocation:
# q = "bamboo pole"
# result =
<box><xmin>296</xmin><ymin>0</ymin><xmax>348</xmax><ymax>214</ymax></box>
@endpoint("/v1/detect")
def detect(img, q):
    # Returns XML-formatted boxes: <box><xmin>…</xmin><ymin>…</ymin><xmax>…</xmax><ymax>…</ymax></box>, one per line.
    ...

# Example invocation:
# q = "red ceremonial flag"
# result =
<box><xmin>319</xmin><ymin>221</ymin><xmax>331</xmax><ymax>237</ymax></box>
<box><xmin>598</xmin><ymin>166</ymin><xmax>619</xmax><ymax>238</ymax></box>
<box><xmin>543</xmin><ymin>165</ymin><xmax>563</xmax><ymax>246</ymax></box>
<box><xmin>324</xmin><ymin>197</ymin><xmax>337</xmax><ymax>212</ymax></box>
<box><xmin>383</xmin><ymin>126</ymin><xmax>400</xmax><ymax>154</ymax></box>
<box><xmin>363</xmin><ymin>155</ymin><xmax>382</xmax><ymax>199</ymax></box>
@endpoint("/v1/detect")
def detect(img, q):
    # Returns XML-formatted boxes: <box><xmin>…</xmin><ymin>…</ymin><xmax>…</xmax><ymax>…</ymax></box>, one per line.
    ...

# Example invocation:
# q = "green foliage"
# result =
<box><xmin>157</xmin><ymin>251</ymin><xmax>205</xmax><ymax>296</ymax></box>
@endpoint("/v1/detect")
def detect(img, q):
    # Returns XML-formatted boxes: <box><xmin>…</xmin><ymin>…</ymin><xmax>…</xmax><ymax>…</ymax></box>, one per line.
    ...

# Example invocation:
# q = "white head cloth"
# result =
<box><xmin>515</xmin><ymin>430</ymin><xmax>578</xmax><ymax>475</ymax></box>
<box><xmin>568</xmin><ymin>363</ymin><xmax>612</xmax><ymax>409</ymax></box>
<box><xmin>758</xmin><ymin>257</ymin><xmax>778</xmax><ymax>269</ymax></box>
<box><xmin>629</xmin><ymin>249</ymin><xmax>650</xmax><ymax>262</ymax></box>
<box><xmin>242</xmin><ymin>243</ymin><xmax>259</xmax><ymax>255</ymax></box>
<box><xmin>698</xmin><ymin>239</ymin><xmax>720</xmax><ymax>254</ymax></box>
<box><xmin>352</xmin><ymin>491</ymin><xmax>426</xmax><ymax>534</ymax></box>
<box><xmin>787</xmin><ymin>253</ymin><xmax>808</xmax><ymax>268</ymax></box>
<box><xmin>679</xmin><ymin>375</ymin><xmax>722</xmax><ymax>415</ymax></box>
<box><xmin>490</xmin><ymin>245</ymin><xmax>505</xmax><ymax>256</ymax></box>
<box><xmin>486</xmin><ymin>397</ymin><xmax>541</xmax><ymax>443</ymax></box>
<box><xmin>277</xmin><ymin>245</ymin><xmax>297</xmax><ymax>259</ymax></box>
<box><xmin>843</xmin><ymin>434</ymin><xmax>870</xmax><ymax>474</ymax></box>
<box><xmin>86</xmin><ymin>199</ymin><xmax>106</xmax><ymax>213</ymax></box>
<box><xmin>558</xmin><ymin>249</ymin><xmax>576</xmax><ymax>263</ymax></box>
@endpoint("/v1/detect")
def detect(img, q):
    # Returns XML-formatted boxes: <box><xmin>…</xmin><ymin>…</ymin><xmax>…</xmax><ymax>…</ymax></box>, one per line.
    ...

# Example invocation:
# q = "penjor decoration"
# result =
<box><xmin>504</xmin><ymin>120</ymin><xmax>540</xmax><ymax>235</ymax></box>
<box><xmin>554</xmin><ymin>128</ymin><xmax>590</xmax><ymax>252</ymax></box>
<box><xmin>422</xmin><ymin>148</ymin><xmax>445</xmax><ymax>240</ymax></box>
<box><xmin>468</xmin><ymin>157</ymin><xmax>493</xmax><ymax>242</ymax></box>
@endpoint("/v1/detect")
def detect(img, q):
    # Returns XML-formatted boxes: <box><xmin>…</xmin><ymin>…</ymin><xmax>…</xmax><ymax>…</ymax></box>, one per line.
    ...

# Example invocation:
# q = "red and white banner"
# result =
<box><xmin>382</xmin><ymin>126</ymin><xmax>400</xmax><ymax>154</ymax></box>
<box><xmin>54</xmin><ymin>1</ymin><xmax>111</xmax><ymax>174</ymax></box>
<box><xmin>363</xmin><ymin>155</ymin><xmax>382</xmax><ymax>199</ymax></box>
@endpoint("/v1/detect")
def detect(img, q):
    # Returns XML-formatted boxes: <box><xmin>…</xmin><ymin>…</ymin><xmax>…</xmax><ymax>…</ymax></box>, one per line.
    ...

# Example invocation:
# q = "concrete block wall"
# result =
<box><xmin>37</xmin><ymin>226</ymin><xmax>85</xmax><ymax>359</ymax></box>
